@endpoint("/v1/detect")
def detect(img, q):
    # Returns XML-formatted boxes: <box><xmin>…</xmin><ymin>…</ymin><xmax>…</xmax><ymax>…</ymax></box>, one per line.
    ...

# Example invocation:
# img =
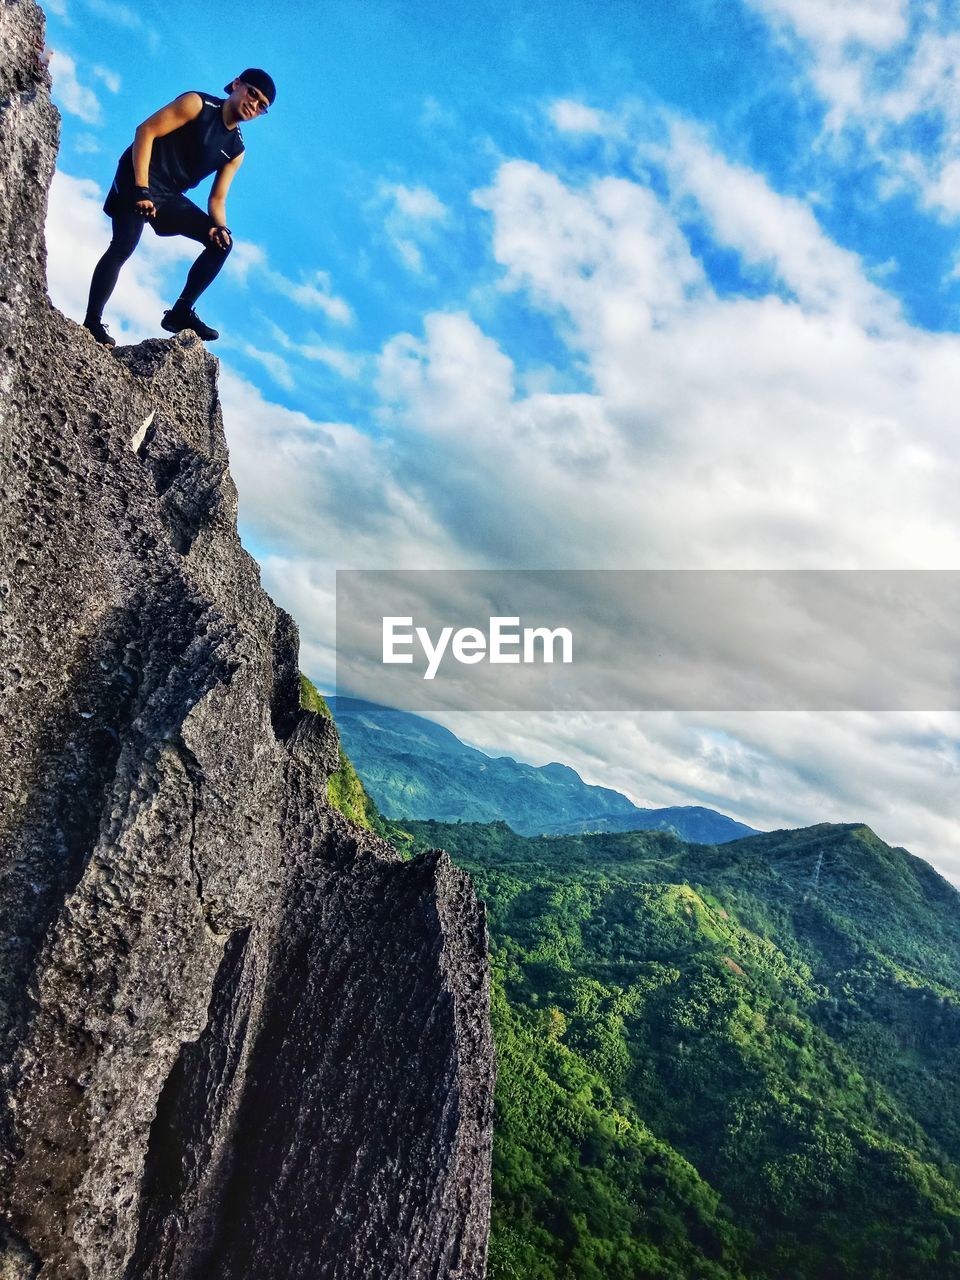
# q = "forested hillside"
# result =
<box><xmin>406</xmin><ymin>820</ymin><xmax>960</xmax><ymax>1279</ymax></box>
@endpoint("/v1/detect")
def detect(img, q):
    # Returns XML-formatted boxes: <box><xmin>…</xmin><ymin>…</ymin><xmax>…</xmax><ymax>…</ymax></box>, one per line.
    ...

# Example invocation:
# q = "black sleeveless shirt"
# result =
<box><xmin>105</xmin><ymin>92</ymin><xmax>245</xmax><ymax>212</ymax></box>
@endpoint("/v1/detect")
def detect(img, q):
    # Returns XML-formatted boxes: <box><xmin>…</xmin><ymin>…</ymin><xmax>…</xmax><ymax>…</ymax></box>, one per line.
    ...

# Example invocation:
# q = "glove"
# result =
<box><xmin>133</xmin><ymin>186</ymin><xmax>155</xmax><ymax>217</ymax></box>
<box><xmin>210</xmin><ymin>225</ymin><xmax>232</xmax><ymax>251</ymax></box>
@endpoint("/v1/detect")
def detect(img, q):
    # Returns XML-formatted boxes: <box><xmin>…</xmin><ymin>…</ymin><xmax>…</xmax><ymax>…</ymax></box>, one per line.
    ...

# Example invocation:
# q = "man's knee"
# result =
<box><xmin>194</xmin><ymin>219</ymin><xmax>232</xmax><ymax>255</ymax></box>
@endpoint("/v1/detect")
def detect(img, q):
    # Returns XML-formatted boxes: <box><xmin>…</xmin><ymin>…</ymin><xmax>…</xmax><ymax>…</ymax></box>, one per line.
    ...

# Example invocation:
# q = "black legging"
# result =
<box><xmin>86</xmin><ymin>195</ymin><xmax>232</xmax><ymax>322</ymax></box>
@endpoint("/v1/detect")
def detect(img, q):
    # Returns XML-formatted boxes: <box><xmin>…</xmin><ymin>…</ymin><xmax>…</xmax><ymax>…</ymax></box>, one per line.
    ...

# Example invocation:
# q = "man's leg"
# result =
<box><xmin>153</xmin><ymin>198</ymin><xmax>232</xmax><ymax>340</ymax></box>
<box><xmin>178</xmin><ymin>237</ymin><xmax>232</xmax><ymax>310</ymax></box>
<box><xmin>84</xmin><ymin>211</ymin><xmax>144</xmax><ymax>345</ymax></box>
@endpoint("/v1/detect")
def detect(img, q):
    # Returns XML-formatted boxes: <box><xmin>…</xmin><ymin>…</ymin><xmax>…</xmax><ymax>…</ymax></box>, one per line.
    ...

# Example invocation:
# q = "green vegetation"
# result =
<box><xmin>292</xmin><ymin>692</ymin><xmax>960</xmax><ymax>1274</ymax></box>
<box><xmin>407</xmin><ymin>819</ymin><xmax>960</xmax><ymax>1279</ymax></box>
<box><xmin>299</xmin><ymin>676</ymin><xmax>385</xmax><ymax>833</ymax></box>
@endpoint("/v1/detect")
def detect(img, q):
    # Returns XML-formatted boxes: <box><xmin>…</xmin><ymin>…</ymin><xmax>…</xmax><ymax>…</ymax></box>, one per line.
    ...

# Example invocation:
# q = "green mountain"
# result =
<box><xmin>405</xmin><ymin>818</ymin><xmax>960</xmax><ymax>1279</ymax></box>
<box><xmin>327</xmin><ymin>697</ymin><xmax>756</xmax><ymax>843</ymax></box>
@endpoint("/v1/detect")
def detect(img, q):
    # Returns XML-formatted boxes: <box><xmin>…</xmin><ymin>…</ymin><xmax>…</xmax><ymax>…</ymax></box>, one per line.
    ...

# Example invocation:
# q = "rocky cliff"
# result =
<box><xmin>0</xmin><ymin>3</ymin><xmax>494</xmax><ymax>1277</ymax></box>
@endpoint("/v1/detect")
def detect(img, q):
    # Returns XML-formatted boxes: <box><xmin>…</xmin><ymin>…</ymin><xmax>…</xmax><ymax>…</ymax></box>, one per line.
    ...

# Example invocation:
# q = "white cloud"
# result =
<box><xmin>266</xmin><ymin>266</ymin><xmax>353</xmax><ymax>323</ymax></box>
<box><xmin>229</xmin><ymin>238</ymin><xmax>353</xmax><ymax>321</ymax></box>
<box><xmin>238</xmin><ymin>344</ymin><xmax>296</xmax><ymax>391</ymax></box>
<box><xmin>394</xmin><ymin>238</ymin><xmax>425</xmax><ymax>273</ymax></box>
<box><xmin>277</xmin><ymin>272</ymin><xmax>352</xmax><ymax>323</ymax></box>
<box><xmin>49</xmin><ymin>50</ymin><xmax>102</xmax><ymax>125</ymax></box>
<box><xmin>83</xmin><ymin>0</ymin><xmax>145</xmax><ymax>30</ymax></box>
<box><xmin>264</xmin><ymin>321</ymin><xmax>364</xmax><ymax>380</ymax></box>
<box><xmin>219</xmin><ymin>368</ymin><xmax>458</xmax><ymax>572</ymax></box>
<box><xmin>382</xmin><ymin>183</ymin><xmax>448</xmax><ymax>222</ymax></box>
<box><xmin>475</xmin><ymin>160</ymin><xmax>703</xmax><ymax>339</ymax></box>
<box><xmin>379</xmin><ymin>311</ymin><xmax>514</xmax><ymax>436</ymax></box>
<box><xmin>925</xmin><ymin>156</ymin><xmax>960</xmax><ymax>216</ymax></box>
<box><xmin>745</xmin><ymin>1</ymin><xmax>960</xmax><ymax>220</ymax></box>
<box><xmin>751</xmin><ymin>0</ymin><xmax>908</xmax><ymax>51</ymax></box>
<box><xmin>293</xmin><ymin>342</ymin><xmax>363</xmax><ymax>380</ymax></box>
<box><xmin>878</xmin><ymin>30</ymin><xmax>960</xmax><ymax>125</ymax></box>
<box><xmin>91</xmin><ymin>63</ymin><xmax>121</xmax><ymax>94</ymax></box>
<box><xmin>378</xmin><ymin>182</ymin><xmax>450</xmax><ymax>274</ymax></box>
<box><xmin>549</xmin><ymin>99</ymin><xmax>610</xmax><ymax>135</ymax></box>
<box><xmin>361</xmin><ymin>150</ymin><xmax>960</xmax><ymax>587</ymax></box>
<box><xmin>228</xmin><ymin>239</ymin><xmax>267</xmax><ymax>284</ymax></box>
<box><xmin>662</xmin><ymin>122</ymin><xmax>899</xmax><ymax>328</ymax></box>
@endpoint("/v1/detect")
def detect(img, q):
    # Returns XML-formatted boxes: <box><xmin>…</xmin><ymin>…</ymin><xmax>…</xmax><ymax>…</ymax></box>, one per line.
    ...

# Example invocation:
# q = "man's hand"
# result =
<box><xmin>133</xmin><ymin>187</ymin><xmax>156</xmax><ymax>218</ymax></box>
<box><xmin>209</xmin><ymin>225</ymin><xmax>232</xmax><ymax>251</ymax></box>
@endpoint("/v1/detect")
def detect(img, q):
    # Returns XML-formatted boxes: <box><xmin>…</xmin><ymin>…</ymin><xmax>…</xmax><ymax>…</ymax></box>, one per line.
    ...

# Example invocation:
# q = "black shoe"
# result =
<box><xmin>84</xmin><ymin>316</ymin><xmax>116</xmax><ymax>347</ymax></box>
<box><xmin>161</xmin><ymin>304</ymin><xmax>219</xmax><ymax>341</ymax></box>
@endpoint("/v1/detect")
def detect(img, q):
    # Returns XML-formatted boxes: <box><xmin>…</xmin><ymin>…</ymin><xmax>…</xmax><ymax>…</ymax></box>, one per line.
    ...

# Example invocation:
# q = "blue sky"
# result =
<box><xmin>45</xmin><ymin>0</ymin><xmax>960</xmax><ymax>350</ymax></box>
<box><xmin>42</xmin><ymin>0</ymin><xmax>960</xmax><ymax>878</ymax></box>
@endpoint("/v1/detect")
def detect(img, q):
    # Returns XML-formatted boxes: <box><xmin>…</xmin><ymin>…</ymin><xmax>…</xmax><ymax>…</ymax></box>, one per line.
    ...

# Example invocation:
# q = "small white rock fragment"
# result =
<box><xmin>130</xmin><ymin>409</ymin><xmax>155</xmax><ymax>454</ymax></box>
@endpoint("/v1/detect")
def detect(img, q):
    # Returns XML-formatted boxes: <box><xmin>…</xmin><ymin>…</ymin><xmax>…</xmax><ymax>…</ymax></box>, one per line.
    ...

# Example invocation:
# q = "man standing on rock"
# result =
<box><xmin>83</xmin><ymin>70</ymin><xmax>275</xmax><ymax>347</ymax></box>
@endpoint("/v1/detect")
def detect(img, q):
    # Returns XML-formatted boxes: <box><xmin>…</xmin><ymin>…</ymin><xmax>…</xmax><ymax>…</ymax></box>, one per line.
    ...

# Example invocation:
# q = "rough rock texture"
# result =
<box><xmin>0</xmin><ymin>3</ymin><xmax>494</xmax><ymax>1277</ymax></box>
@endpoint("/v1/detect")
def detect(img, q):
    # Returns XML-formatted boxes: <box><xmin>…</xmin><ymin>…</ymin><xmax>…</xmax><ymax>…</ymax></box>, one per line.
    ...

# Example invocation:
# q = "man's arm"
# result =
<box><xmin>131</xmin><ymin>92</ymin><xmax>204</xmax><ymax>214</ymax></box>
<box><xmin>207</xmin><ymin>152</ymin><xmax>244</xmax><ymax>248</ymax></box>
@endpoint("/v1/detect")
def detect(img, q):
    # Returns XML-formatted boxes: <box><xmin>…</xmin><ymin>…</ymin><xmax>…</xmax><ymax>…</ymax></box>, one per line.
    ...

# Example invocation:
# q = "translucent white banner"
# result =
<box><xmin>335</xmin><ymin>570</ymin><xmax>960</xmax><ymax>712</ymax></box>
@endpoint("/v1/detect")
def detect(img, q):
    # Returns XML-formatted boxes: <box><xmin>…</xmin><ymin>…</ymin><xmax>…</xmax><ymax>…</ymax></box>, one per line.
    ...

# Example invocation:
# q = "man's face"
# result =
<box><xmin>230</xmin><ymin>81</ymin><xmax>270</xmax><ymax>121</ymax></box>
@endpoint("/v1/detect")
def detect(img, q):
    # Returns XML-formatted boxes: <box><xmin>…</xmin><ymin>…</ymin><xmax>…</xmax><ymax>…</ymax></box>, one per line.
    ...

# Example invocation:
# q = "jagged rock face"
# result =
<box><xmin>0</xmin><ymin>4</ymin><xmax>494</xmax><ymax>1277</ymax></box>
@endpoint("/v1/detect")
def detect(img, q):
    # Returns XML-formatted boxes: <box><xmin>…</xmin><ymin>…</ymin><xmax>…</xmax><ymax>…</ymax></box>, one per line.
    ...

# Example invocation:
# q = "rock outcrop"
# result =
<box><xmin>0</xmin><ymin>3</ymin><xmax>494</xmax><ymax>1277</ymax></box>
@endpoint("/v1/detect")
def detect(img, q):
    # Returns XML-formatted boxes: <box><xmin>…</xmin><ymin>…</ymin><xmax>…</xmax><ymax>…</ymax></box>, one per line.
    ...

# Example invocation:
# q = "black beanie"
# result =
<box><xmin>225</xmin><ymin>68</ymin><xmax>277</xmax><ymax>105</ymax></box>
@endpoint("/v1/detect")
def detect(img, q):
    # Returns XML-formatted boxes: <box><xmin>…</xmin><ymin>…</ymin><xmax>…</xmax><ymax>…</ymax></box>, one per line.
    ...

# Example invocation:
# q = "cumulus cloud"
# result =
<box><xmin>745</xmin><ymin>0</ymin><xmax>960</xmax><ymax>219</ymax></box>
<box><xmin>462</xmin><ymin>150</ymin><xmax>960</xmax><ymax>572</ymax></box>
<box><xmin>218</xmin><ymin>368</ymin><xmax>458</xmax><ymax>571</ymax></box>
<box><xmin>661</xmin><ymin>122</ymin><xmax>899</xmax><ymax>327</ymax></box>
<box><xmin>474</xmin><ymin>159</ymin><xmax>704</xmax><ymax>351</ymax></box>
<box><xmin>49</xmin><ymin>50</ymin><xmax>102</xmax><ymax>125</ymax></box>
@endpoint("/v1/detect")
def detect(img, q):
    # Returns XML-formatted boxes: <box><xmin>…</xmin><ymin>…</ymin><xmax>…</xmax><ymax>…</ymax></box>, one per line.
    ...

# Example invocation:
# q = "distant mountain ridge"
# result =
<box><xmin>327</xmin><ymin>697</ymin><xmax>758</xmax><ymax>843</ymax></box>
